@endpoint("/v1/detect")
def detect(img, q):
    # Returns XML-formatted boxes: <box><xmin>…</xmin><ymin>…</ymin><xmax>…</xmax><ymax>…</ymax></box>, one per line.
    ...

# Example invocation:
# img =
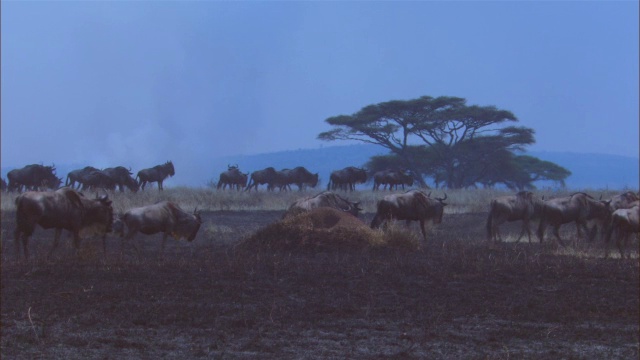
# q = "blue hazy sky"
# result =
<box><xmin>2</xmin><ymin>1</ymin><xmax>638</xmax><ymax>171</ymax></box>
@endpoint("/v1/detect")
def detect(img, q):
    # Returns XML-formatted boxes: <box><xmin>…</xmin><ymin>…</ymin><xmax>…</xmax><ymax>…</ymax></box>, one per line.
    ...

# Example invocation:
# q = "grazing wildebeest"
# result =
<box><xmin>245</xmin><ymin>167</ymin><xmax>278</xmax><ymax>191</ymax></box>
<box><xmin>7</xmin><ymin>164</ymin><xmax>60</xmax><ymax>192</ymax></box>
<box><xmin>217</xmin><ymin>165</ymin><xmax>249</xmax><ymax>191</ymax></box>
<box><xmin>537</xmin><ymin>192</ymin><xmax>610</xmax><ymax>246</ymax></box>
<box><xmin>372</xmin><ymin>170</ymin><xmax>414</xmax><ymax>191</ymax></box>
<box><xmin>81</xmin><ymin>170</ymin><xmax>118</xmax><ymax>191</ymax></box>
<box><xmin>371</xmin><ymin>190</ymin><xmax>447</xmax><ymax>241</ymax></box>
<box><xmin>136</xmin><ymin>161</ymin><xmax>175</xmax><ymax>191</ymax></box>
<box><xmin>285</xmin><ymin>191</ymin><xmax>362</xmax><ymax>218</ymax></box>
<box><xmin>14</xmin><ymin>187</ymin><xmax>113</xmax><ymax>259</ymax></box>
<box><xmin>280</xmin><ymin>166</ymin><xmax>319</xmax><ymax>191</ymax></box>
<box><xmin>486</xmin><ymin>191</ymin><xmax>544</xmax><ymax>243</ymax></box>
<box><xmin>118</xmin><ymin>201</ymin><xmax>202</xmax><ymax>254</ymax></box>
<box><xmin>604</xmin><ymin>201</ymin><xmax>639</xmax><ymax>259</ymax></box>
<box><xmin>103</xmin><ymin>166</ymin><xmax>139</xmax><ymax>192</ymax></box>
<box><xmin>66</xmin><ymin>166</ymin><xmax>100</xmax><ymax>189</ymax></box>
<box><xmin>327</xmin><ymin>167</ymin><xmax>367</xmax><ymax>191</ymax></box>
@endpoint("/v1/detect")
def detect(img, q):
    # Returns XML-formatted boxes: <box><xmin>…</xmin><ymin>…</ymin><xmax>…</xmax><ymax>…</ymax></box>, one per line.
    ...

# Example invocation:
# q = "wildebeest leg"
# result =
<box><xmin>515</xmin><ymin>219</ymin><xmax>528</xmax><ymax>243</ymax></box>
<box><xmin>102</xmin><ymin>234</ymin><xmax>108</xmax><ymax>255</ymax></box>
<box><xmin>537</xmin><ymin>218</ymin><xmax>547</xmax><ymax>244</ymax></box>
<box><xmin>158</xmin><ymin>180</ymin><xmax>163</xmax><ymax>191</ymax></box>
<box><xmin>552</xmin><ymin>225</ymin><xmax>566</xmax><ymax>247</ymax></box>
<box><xmin>14</xmin><ymin>229</ymin><xmax>22</xmax><ymax>258</ymax></box>
<box><xmin>123</xmin><ymin>230</ymin><xmax>140</xmax><ymax>257</ymax></box>
<box><xmin>419</xmin><ymin>220</ymin><xmax>427</xmax><ymax>242</ymax></box>
<box><xmin>576</xmin><ymin>221</ymin><xmax>589</xmax><ymax>245</ymax></box>
<box><xmin>616</xmin><ymin>232</ymin><xmax>629</xmax><ymax>259</ymax></box>
<box><xmin>48</xmin><ymin>229</ymin><xmax>64</xmax><ymax>257</ymax></box>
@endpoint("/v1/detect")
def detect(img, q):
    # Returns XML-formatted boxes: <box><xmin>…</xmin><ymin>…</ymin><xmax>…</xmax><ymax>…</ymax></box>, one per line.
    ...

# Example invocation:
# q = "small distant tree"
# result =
<box><xmin>320</xmin><ymin>95</ymin><xmax>570</xmax><ymax>189</ymax></box>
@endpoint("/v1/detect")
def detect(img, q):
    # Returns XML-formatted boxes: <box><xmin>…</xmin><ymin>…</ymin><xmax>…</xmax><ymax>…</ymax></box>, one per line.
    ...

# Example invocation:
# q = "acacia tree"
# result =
<box><xmin>319</xmin><ymin>95</ymin><xmax>569</xmax><ymax>189</ymax></box>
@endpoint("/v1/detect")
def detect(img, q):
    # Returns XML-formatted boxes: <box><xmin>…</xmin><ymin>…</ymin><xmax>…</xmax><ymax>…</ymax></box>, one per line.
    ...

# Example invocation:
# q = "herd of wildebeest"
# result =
<box><xmin>2</xmin><ymin>162</ymin><xmax>639</xmax><ymax>260</ymax></box>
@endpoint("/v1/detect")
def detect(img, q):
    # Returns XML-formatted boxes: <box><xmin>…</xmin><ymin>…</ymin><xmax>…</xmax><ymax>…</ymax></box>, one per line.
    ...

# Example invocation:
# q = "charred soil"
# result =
<box><xmin>1</xmin><ymin>210</ymin><xmax>638</xmax><ymax>359</ymax></box>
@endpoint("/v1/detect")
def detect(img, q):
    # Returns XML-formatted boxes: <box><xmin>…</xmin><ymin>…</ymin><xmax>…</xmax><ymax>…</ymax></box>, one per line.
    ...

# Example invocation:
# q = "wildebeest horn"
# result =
<box><xmin>436</xmin><ymin>193</ymin><xmax>447</xmax><ymax>202</ymax></box>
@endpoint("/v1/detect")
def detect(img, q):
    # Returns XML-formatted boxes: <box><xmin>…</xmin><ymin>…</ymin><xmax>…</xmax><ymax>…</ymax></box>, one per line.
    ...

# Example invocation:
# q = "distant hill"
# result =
<box><xmin>2</xmin><ymin>145</ymin><xmax>638</xmax><ymax>190</ymax></box>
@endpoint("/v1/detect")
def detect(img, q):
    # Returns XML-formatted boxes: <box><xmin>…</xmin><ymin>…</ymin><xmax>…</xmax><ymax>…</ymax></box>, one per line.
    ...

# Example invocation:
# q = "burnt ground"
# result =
<box><xmin>1</xmin><ymin>210</ymin><xmax>638</xmax><ymax>359</ymax></box>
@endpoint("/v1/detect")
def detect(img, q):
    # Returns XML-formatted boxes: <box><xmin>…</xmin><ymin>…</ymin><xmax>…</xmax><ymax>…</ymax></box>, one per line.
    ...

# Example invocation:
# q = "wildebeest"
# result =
<box><xmin>7</xmin><ymin>164</ymin><xmax>61</xmax><ymax>192</ymax></box>
<box><xmin>606</xmin><ymin>191</ymin><xmax>639</xmax><ymax>212</ymax></box>
<box><xmin>136</xmin><ymin>161</ymin><xmax>175</xmax><ymax>191</ymax></box>
<box><xmin>371</xmin><ymin>190</ymin><xmax>447</xmax><ymax>241</ymax></box>
<box><xmin>372</xmin><ymin>170</ymin><xmax>414</xmax><ymax>191</ymax></box>
<box><xmin>66</xmin><ymin>166</ymin><xmax>100</xmax><ymax>189</ymax></box>
<box><xmin>14</xmin><ymin>187</ymin><xmax>113</xmax><ymax>258</ymax></box>
<box><xmin>590</xmin><ymin>191</ymin><xmax>640</xmax><ymax>242</ymax></box>
<box><xmin>217</xmin><ymin>165</ymin><xmax>248</xmax><ymax>191</ymax></box>
<box><xmin>486</xmin><ymin>191</ymin><xmax>544</xmax><ymax>243</ymax></box>
<box><xmin>605</xmin><ymin>202</ymin><xmax>639</xmax><ymax>259</ymax></box>
<box><xmin>103</xmin><ymin>166</ymin><xmax>139</xmax><ymax>192</ymax></box>
<box><xmin>280</xmin><ymin>166</ymin><xmax>319</xmax><ymax>191</ymax></box>
<box><xmin>245</xmin><ymin>167</ymin><xmax>278</xmax><ymax>191</ymax></box>
<box><xmin>327</xmin><ymin>166</ymin><xmax>367</xmax><ymax>191</ymax></box>
<box><xmin>81</xmin><ymin>170</ymin><xmax>117</xmax><ymax>191</ymax></box>
<box><xmin>536</xmin><ymin>192</ymin><xmax>610</xmax><ymax>246</ymax></box>
<box><xmin>285</xmin><ymin>191</ymin><xmax>362</xmax><ymax>218</ymax></box>
<box><xmin>118</xmin><ymin>201</ymin><xmax>202</xmax><ymax>254</ymax></box>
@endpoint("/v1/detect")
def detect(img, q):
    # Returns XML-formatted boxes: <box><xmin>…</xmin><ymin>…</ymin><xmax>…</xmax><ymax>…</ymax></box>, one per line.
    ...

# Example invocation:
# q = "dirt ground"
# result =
<box><xmin>1</xmin><ymin>210</ymin><xmax>638</xmax><ymax>359</ymax></box>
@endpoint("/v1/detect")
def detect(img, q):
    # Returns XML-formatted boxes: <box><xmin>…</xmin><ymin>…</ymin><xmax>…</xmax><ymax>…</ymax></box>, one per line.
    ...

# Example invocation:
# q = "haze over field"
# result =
<box><xmin>2</xmin><ymin>2</ymin><xmax>638</xmax><ymax>181</ymax></box>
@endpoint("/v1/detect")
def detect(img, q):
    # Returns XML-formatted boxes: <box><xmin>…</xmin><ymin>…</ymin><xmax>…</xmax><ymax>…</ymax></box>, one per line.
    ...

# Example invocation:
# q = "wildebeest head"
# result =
<box><xmin>165</xmin><ymin>161</ymin><xmax>175</xmax><ymax>177</ymax></box>
<box><xmin>430</xmin><ymin>192</ymin><xmax>448</xmax><ymax>224</ymax></box>
<box><xmin>80</xmin><ymin>193</ymin><xmax>114</xmax><ymax>235</ymax></box>
<box><xmin>180</xmin><ymin>208</ymin><xmax>203</xmax><ymax>242</ymax></box>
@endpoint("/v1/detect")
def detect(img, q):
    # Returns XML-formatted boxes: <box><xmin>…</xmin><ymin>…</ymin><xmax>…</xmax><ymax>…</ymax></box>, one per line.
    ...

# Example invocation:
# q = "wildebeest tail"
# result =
<box><xmin>486</xmin><ymin>203</ymin><xmax>494</xmax><ymax>241</ymax></box>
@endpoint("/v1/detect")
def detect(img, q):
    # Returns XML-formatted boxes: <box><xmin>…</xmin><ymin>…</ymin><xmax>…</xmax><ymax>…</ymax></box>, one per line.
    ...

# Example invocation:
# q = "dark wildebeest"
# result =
<box><xmin>604</xmin><ymin>202</ymin><xmax>639</xmax><ymax>259</ymax></box>
<box><xmin>81</xmin><ymin>170</ymin><xmax>117</xmax><ymax>191</ymax></box>
<box><xmin>136</xmin><ymin>161</ymin><xmax>175</xmax><ymax>191</ymax></box>
<box><xmin>66</xmin><ymin>166</ymin><xmax>99</xmax><ymax>189</ymax></box>
<box><xmin>486</xmin><ymin>191</ymin><xmax>544</xmax><ymax>243</ymax></box>
<box><xmin>371</xmin><ymin>190</ymin><xmax>447</xmax><ymax>241</ymax></box>
<box><xmin>536</xmin><ymin>192</ymin><xmax>610</xmax><ymax>246</ymax></box>
<box><xmin>285</xmin><ymin>191</ymin><xmax>362</xmax><ymax>218</ymax></box>
<box><xmin>14</xmin><ymin>187</ymin><xmax>113</xmax><ymax>258</ymax></box>
<box><xmin>118</xmin><ymin>201</ymin><xmax>202</xmax><ymax>254</ymax></box>
<box><xmin>372</xmin><ymin>170</ymin><xmax>414</xmax><ymax>191</ymax></box>
<box><xmin>280</xmin><ymin>166</ymin><xmax>319</xmax><ymax>191</ymax></box>
<box><xmin>217</xmin><ymin>165</ymin><xmax>249</xmax><ymax>191</ymax></box>
<box><xmin>7</xmin><ymin>164</ymin><xmax>60</xmax><ymax>192</ymax></box>
<box><xmin>103</xmin><ymin>166</ymin><xmax>139</xmax><ymax>192</ymax></box>
<box><xmin>245</xmin><ymin>167</ymin><xmax>278</xmax><ymax>191</ymax></box>
<box><xmin>327</xmin><ymin>167</ymin><xmax>367</xmax><ymax>191</ymax></box>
